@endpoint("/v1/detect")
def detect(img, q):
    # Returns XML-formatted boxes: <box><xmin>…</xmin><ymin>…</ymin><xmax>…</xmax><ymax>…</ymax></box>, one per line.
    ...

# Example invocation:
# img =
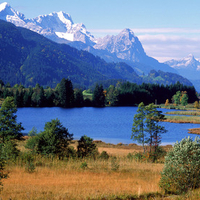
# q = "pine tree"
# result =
<box><xmin>92</xmin><ymin>84</ymin><xmax>105</xmax><ymax>107</ymax></box>
<box><xmin>0</xmin><ymin>97</ymin><xmax>24</xmax><ymax>143</ymax></box>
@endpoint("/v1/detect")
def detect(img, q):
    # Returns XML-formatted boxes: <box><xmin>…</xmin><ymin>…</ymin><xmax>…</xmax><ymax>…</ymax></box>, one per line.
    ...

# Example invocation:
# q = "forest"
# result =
<box><xmin>0</xmin><ymin>78</ymin><xmax>198</xmax><ymax>108</ymax></box>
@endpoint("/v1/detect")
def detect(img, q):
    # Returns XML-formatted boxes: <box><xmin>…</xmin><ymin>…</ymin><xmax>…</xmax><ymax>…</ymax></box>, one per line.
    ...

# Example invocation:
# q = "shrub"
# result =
<box><xmin>133</xmin><ymin>152</ymin><xmax>143</xmax><ymax>161</ymax></box>
<box><xmin>77</xmin><ymin>135</ymin><xmax>98</xmax><ymax>158</ymax></box>
<box><xmin>159</xmin><ymin>137</ymin><xmax>200</xmax><ymax>194</ymax></box>
<box><xmin>80</xmin><ymin>161</ymin><xmax>88</xmax><ymax>169</ymax></box>
<box><xmin>99</xmin><ymin>151</ymin><xmax>109</xmax><ymax>160</ymax></box>
<box><xmin>25</xmin><ymin>135</ymin><xmax>39</xmax><ymax>152</ymax></box>
<box><xmin>127</xmin><ymin>153</ymin><xmax>134</xmax><ymax>160</ymax></box>
<box><xmin>1</xmin><ymin>141</ymin><xmax>19</xmax><ymax>162</ymax></box>
<box><xmin>24</xmin><ymin>153</ymin><xmax>35</xmax><ymax>173</ymax></box>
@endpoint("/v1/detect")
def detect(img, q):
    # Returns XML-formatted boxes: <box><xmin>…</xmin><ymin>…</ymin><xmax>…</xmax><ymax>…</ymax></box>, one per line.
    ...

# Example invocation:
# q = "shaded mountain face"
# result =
<box><xmin>0</xmin><ymin>20</ymin><xmax>143</xmax><ymax>87</ymax></box>
<box><xmin>0</xmin><ymin>2</ymin><xmax>177</xmax><ymax>76</ymax></box>
<box><xmin>165</xmin><ymin>54</ymin><xmax>200</xmax><ymax>91</ymax></box>
<box><xmin>0</xmin><ymin>20</ymin><xmax>193</xmax><ymax>89</ymax></box>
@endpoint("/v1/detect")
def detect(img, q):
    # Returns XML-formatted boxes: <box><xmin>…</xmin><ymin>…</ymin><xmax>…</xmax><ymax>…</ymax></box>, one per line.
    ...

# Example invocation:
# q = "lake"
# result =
<box><xmin>17</xmin><ymin>107</ymin><xmax>200</xmax><ymax>145</ymax></box>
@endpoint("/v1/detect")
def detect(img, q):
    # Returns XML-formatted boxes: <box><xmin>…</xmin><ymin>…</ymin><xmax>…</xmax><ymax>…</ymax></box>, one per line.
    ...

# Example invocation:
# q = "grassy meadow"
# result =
<box><xmin>1</xmin><ymin>103</ymin><xmax>200</xmax><ymax>199</ymax></box>
<box><xmin>1</xmin><ymin>139</ymin><xmax>200</xmax><ymax>200</ymax></box>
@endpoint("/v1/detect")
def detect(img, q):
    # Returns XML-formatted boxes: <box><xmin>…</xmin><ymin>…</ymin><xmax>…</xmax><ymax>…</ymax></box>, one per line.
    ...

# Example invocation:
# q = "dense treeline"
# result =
<box><xmin>0</xmin><ymin>79</ymin><xmax>198</xmax><ymax>108</ymax></box>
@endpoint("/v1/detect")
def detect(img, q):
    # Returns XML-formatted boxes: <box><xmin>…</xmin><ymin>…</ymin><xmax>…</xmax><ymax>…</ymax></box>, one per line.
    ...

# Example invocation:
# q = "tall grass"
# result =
<box><xmin>1</xmin><ymin>157</ymin><xmax>164</xmax><ymax>200</ymax></box>
<box><xmin>1</xmin><ymin>140</ymin><xmax>199</xmax><ymax>199</ymax></box>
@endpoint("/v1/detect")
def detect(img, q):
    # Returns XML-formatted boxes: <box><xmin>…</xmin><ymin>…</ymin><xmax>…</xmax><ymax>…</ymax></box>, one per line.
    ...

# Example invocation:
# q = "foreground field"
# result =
<box><xmin>1</xmin><ymin>140</ymin><xmax>200</xmax><ymax>199</ymax></box>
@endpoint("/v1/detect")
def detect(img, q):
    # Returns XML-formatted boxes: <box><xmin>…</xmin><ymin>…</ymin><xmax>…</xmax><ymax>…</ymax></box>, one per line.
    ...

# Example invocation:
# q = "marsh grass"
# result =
<box><xmin>0</xmin><ymin>139</ymin><xmax>199</xmax><ymax>199</ymax></box>
<box><xmin>164</xmin><ymin>115</ymin><xmax>200</xmax><ymax>124</ymax></box>
<box><xmin>165</xmin><ymin>111</ymin><xmax>200</xmax><ymax>116</ymax></box>
<box><xmin>1</xmin><ymin>158</ymin><xmax>163</xmax><ymax>200</ymax></box>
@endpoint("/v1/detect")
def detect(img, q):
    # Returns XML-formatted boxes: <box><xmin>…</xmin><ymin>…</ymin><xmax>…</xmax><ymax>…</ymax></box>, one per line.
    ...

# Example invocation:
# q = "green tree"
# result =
<box><xmin>58</xmin><ymin>78</ymin><xmax>74</xmax><ymax>107</ymax></box>
<box><xmin>181</xmin><ymin>92</ymin><xmax>188</xmax><ymax>107</ymax></box>
<box><xmin>145</xmin><ymin>103</ymin><xmax>167</xmax><ymax>157</ymax></box>
<box><xmin>106</xmin><ymin>85</ymin><xmax>119</xmax><ymax>106</ymax></box>
<box><xmin>172</xmin><ymin>91</ymin><xmax>181</xmax><ymax>105</ymax></box>
<box><xmin>36</xmin><ymin>119</ymin><xmax>73</xmax><ymax>158</ymax></box>
<box><xmin>77</xmin><ymin>135</ymin><xmax>98</xmax><ymax>158</ymax></box>
<box><xmin>92</xmin><ymin>84</ymin><xmax>105</xmax><ymax>107</ymax></box>
<box><xmin>0</xmin><ymin>97</ymin><xmax>24</xmax><ymax>143</ymax></box>
<box><xmin>131</xmin><ymin>102</ymin><xmax>167</xmax><ymax>155</ymax></box>
<box><xmin>160</xmin><ymin>137</ymin><xmax>200</xmax><ymax>194</ymax></box>
<box><xmin>131</xmin><ymin>102</ymin><xmax>147</xmax><ymax>152</ymax></box>
<box><xmin>74</xmin><ymin>89</ymin><xmax>84</xmax><ymax>107</ymax></box>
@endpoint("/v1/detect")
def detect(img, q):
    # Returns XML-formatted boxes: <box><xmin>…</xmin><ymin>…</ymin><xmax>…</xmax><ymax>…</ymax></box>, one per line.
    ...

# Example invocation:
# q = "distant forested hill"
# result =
<box><xmin>0</xmin><ymin>20</ymin><xmax>193</xmax><ymax>88</ymax></box>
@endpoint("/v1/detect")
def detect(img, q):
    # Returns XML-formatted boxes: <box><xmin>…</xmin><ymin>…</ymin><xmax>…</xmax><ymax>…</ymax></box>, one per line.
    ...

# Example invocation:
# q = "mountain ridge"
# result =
<box><xmin>165</xmin><ymin>54</ymin><xmax>200</xmax><ymax>91</ymax></box>
<box><xmin>0</xmin><ymin>20</ymin><xmax>193</xmax><ymax>88</ymax></box>
<box><xmin>0</xmin><ymin>2</ymin><xmax>177</xmax><ymax>76</ymax></box>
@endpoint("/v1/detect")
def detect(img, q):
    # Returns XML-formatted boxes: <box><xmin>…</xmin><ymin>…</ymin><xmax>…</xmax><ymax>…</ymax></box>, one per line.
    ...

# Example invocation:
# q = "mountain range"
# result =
<box><xmin>165</xmin><ymin>54</ymin><xmax>200</xmax><ymax>91</ymax></box>
<box><xmin>0</xmin><ymin>2</ymin><xmax>198</xmax><ymax>90</ymax></box>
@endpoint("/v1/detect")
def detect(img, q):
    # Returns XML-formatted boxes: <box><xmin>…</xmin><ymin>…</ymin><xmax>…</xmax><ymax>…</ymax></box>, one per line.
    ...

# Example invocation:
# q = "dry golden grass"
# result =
<box><xmin>1</xmin><ymin>160</ymin><xmax>163</xmax><ymax>200</ymax></box>
<box><xmin>188</xmin><ymin>128</ymin><xmax>200</xmax><ymax>135</ymax></box>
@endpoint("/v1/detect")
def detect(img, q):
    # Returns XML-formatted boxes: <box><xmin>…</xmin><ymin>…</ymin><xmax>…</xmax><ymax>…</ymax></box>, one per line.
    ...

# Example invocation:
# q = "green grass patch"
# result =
<box><xmin>164</xmin><ymin>115</ymin><xmax>200</xmax><ymax>124</ymax></box>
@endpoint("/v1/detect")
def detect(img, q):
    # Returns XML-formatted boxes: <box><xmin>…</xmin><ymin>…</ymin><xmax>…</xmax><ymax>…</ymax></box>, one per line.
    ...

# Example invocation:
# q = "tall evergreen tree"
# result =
<box><xmin>131</xmin><ymin>102</ymin><xmax>147</xmax><ymax>152</ymax></box>
<box><xmin>92</xmin><ymin>84</ymin><xmax>105</xmax><ymax>107</ymax></box>
<box><xmin>58</xmin><ymin>78</ymin><xmax>74</xmax><ymax>107</ymax></box>
<box><xmin>0</xmin><ymin>97</ymin><xmax>24</xmax><ymax>143</ymax></box>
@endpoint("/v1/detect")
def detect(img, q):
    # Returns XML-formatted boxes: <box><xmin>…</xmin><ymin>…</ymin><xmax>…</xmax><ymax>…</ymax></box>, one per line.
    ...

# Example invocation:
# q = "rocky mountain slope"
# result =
<box><xmin>165</xmin><ymin>54</ymin><xmax>200</xmax><ymax>91</ymax></box>
<box><xmin>0</xmin><ymin>2</ymin><xmax>177</xmax><ymax>76</ymax></box>
<box><xmin>0</xmin><ymin>20</ymin><xmax>193</xmax><ymax>88</ymax></box>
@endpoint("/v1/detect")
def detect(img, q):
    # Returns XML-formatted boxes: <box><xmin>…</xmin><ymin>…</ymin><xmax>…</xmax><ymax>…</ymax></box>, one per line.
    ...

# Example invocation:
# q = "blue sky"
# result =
<box><xmin>4</xmin><ymin>0</ymin><xmax>200</xmax><ymax>62</ymax></box>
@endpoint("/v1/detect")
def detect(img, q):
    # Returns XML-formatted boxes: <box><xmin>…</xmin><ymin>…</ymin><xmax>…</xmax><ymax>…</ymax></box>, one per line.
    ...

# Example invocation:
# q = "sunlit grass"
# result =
<box><xmin>1</xmin><ymin>158</ymin><xmax>164</xmax><ymax>200</ymax></box>
<box><xmin>165</xmin><ymin>111</ymin><xmax>200</xmax><ymax>116</ymax></box>
<box><xmin>164</xmin><ymin>115</ymin><xmax>200</xmax><ymax>124</ymax></box>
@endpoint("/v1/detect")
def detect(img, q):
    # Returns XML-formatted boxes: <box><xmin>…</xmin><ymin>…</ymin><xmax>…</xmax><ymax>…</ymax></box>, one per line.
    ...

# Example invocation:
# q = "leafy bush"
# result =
<box><xmin>133</xmin><ymin>152</ymin><xmax>144</xmax><ymax>161</ymax></box>
<box><xmin>99</xmin><ymin>151</ymin><xmax>109</xmax><ymax>160</ymax></box>
<box><xmin>127</xmin><ymin>153</ymin><xmax>134</xmax><ymax>160</ymax></box>
<box><xmin>80</xmin><ymin>161</ymin><xmax>88</xmax><ymax>169</ymax></box>
<box><xmin>1</xmin><ymin>141</ymin><xmax>20</xmax><ymax>162</ymax></box>
<box><xmin>77</xmin><ymin>135</ymin><xmax>98</xmax><ymax>158</ymax></box>
<box><xmin>25</xmin><ymin>135</ymin><xmax>39</xmax><ymax>152</ymax></box>
<box><xmin>24</xmin><ymin>153</ymin><xmax>35</xmax><ymax>173</ymax></box>
<box><xmin>159</xmin><ymin>137</ymin><xmax>200</xmax><ymax>194</ymax></box>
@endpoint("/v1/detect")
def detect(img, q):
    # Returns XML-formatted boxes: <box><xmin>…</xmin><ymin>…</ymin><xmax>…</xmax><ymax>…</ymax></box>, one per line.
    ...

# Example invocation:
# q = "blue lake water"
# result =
<box><xmin>16</xmin><ymin>107</ymin><xmax>200</xmax><ymax>145</ymax></box>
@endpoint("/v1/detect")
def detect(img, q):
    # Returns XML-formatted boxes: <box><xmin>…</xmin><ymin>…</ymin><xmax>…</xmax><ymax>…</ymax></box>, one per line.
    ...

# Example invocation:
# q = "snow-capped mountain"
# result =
<box><xmin>94</xmin><ymin>28</ymin><xmax>146</xmax><ymax>62</ymax></box>
<box><xmin>165</xmin><ymin>54</ymin><xmax>200</xmax><ymax>70</ymax></box>
<box><xmin>0</xmin><ymin>2</ymin><xmax>95</xmax><ymax>46</ymax></box>
<box><xmin>92</xmin><ymin>28</ymin><xmax>176</xmax><ymax>74</ymax></box>
<box><xmin>165</xmin><ymin>54</ymin><xmax>200</xmax><ymax>91</ymax></box>
<box><xmin>0</xmin><ymin>2</ymin><xmax>178</xmax><ymax>75</ymax></box>
<box><xmin>165</xmin><ymin>54</ymin><xmax>200</xmax><ymax>79</ymax></box>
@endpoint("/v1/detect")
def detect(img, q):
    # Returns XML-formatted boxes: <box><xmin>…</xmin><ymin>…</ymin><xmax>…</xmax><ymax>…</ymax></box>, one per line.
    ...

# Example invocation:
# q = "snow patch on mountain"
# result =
<box><xmin>165</xmin><ymin>54</ymin><xmax>200</xmax><ymax>70</ymax></box>
<box><xmin>0</xmin><ymin>2</ymin><xmax>178</xmax><ymax>75</ymax></box>
<box><xmin>0</xmin><ymin>2</ymin><xmax>95</xmax><ymax>46</ymax></box>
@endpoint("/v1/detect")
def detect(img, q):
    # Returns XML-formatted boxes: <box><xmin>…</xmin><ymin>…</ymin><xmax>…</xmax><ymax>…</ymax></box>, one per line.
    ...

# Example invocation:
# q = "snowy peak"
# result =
<box><xmin>0</xmin><ymin>2</ymin><xmax>95</xmax><ymax>45</ymax></box>
<box><xmin>0</xmin><ymin>2</ymin><xmax>25</xmax><ymax>24</ymax></box>
<box><xmin>94</xmin><ymin>28</ymin><xmax>146</xmax><ymax>62</ymax></box>
<box><xmin>165</xmin><ymin>54</ymin><xmax>200</xmax><ymax>70</ymax></box>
